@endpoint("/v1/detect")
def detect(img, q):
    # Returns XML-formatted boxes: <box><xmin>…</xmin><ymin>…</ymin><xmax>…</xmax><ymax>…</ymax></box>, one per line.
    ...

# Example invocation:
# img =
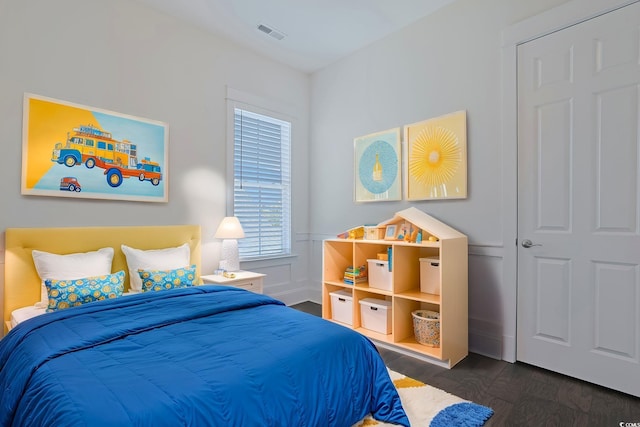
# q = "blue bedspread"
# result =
<box><xmin>0</xmin><ymin>285</ymin><xmax>408</xmax><ymax>427</ymax></box>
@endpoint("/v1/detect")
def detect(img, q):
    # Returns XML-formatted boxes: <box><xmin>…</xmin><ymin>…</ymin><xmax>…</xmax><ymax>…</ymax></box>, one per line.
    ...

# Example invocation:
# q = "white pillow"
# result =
<box><xmin>32</xmin><ymin>247</ymin><xmax>115</xmax><ymax>308</ymax></box>
<box><xmin>121</xmin><ymin>243</ymin><xmax>191</xmax><ymax>292</ymax></box>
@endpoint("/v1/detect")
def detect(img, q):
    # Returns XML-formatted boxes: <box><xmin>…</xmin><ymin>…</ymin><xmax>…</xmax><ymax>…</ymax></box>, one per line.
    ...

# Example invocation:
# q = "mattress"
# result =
<box><xmin>9</xmin><ymin>305</ymin><xmax>45</xmax><ymax>329</ymax></box>
<box><xmin>9</xmin><ymin>291</ymin><xmax>139</xmax><ymax>329</ymax></box>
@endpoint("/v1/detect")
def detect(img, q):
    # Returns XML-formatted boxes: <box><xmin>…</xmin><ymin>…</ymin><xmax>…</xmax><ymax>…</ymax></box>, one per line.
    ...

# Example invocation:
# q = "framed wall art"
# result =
<box><xmin>21</xmin><ymin>93</ymin><xmax>169</xmax><ymax>202</ymax></box>
<box><xmin>354</xmin><ymin>127</ymin><xmax>401</xmax><ymax>202</ymax></box>
<box><xmin>404</xmin><ymin>110</ymin><xmax>467</xmax><ymax>200</ymax></box>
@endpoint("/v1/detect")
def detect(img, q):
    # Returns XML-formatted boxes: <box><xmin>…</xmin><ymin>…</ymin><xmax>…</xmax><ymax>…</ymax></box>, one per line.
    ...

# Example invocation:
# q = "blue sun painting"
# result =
<box><xmin>354</xmin><ymin>127</ymin><xmax>401</xmax><ymax>202</ymax></box>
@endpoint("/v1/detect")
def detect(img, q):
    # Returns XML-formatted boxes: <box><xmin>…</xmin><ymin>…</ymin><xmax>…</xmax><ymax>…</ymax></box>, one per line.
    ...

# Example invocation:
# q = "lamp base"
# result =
<box><xmin>219</xmin><ymin>239</ymin><xmax>240</xmax><ymax>272</ymax></box>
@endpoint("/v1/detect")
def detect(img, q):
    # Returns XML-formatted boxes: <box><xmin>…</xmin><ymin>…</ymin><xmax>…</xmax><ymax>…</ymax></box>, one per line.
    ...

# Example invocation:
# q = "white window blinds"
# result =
<box><xmin>233</xmin><ymin>108</ymin><xmax>291</xmax><ymax>259</ymax></box>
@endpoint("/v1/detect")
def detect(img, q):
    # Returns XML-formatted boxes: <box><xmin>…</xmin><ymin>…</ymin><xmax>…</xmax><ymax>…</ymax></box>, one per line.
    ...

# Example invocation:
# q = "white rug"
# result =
<box><xmin>355</xmin><ymin>369</ymin><xmax>493</xmax><ymax>426</ymax></box>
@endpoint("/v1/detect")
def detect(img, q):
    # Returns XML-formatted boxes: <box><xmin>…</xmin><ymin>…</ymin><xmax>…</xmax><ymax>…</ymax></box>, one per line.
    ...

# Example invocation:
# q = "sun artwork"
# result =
<box><xmin>408</xmin><ymin>126</ymin><xmax>461</xmax><ymax>187</ymax></box>
<box><xmin>405</xmin><ymin>110</ymin><xmax>467</xmax><ymax>200</ymax></box>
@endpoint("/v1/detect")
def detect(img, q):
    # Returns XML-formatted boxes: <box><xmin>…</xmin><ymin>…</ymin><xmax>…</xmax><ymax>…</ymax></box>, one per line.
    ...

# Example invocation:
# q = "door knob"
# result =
<box><xmin>521</xmin><ymin>239</ymin><xmax>541</xmax><ymax>248</ymax></box>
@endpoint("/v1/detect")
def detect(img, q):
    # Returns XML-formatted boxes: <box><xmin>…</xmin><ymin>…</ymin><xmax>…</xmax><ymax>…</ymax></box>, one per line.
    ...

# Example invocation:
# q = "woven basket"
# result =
<box><xmin>411</xmin><ymin>310</ymin><xmax>440</xmax><ymax>347</ymax></box>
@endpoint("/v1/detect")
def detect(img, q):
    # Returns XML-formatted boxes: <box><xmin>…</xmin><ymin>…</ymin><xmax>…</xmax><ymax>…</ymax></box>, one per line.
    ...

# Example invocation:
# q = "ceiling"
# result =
<box><xmin>134</xmin><ymin>0</ymin><xmax>456</xmax><ymax>73</ymax></box>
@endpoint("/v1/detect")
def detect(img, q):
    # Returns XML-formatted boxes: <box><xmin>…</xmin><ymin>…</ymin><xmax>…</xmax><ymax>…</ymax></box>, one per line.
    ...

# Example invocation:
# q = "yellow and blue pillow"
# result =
<box><xmin>138</xmin><ymin>265</ymin><xmax>197</xmax><ymax>292</ymax></box>
<box><xmin>45</xmin><ymin>270</ymin><xmax>125</xmax><ymax>312</ymax></box>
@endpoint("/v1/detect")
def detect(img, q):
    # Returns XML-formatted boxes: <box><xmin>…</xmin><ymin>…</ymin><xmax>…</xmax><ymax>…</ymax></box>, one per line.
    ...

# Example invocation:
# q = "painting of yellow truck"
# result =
<box><xmin>21</xmin><ymin>93</ymin><xmax>168</xmax><ymax>202</ymax></box>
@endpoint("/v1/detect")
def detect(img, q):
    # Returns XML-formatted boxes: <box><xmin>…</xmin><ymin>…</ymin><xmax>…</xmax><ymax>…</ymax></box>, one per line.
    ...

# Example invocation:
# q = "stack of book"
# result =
<box><xmin>343</xmin><ymin>265</ymin><xmax>367</xmax><ymax>285</ymax></box>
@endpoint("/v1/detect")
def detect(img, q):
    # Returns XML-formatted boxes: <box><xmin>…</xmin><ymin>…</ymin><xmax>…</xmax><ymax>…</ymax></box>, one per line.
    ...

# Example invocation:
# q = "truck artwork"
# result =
<box><xmin>51</xmin><ymin>124</ymin><xmax>162</xmax><ymax>188</ymax></box>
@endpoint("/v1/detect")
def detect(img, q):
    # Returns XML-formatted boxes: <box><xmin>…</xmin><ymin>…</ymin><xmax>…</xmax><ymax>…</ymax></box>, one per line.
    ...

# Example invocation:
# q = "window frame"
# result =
<box><xmin>225</xmin><ymin>92</ymin><xmax>293</xmax><ymax>261</ymax></box>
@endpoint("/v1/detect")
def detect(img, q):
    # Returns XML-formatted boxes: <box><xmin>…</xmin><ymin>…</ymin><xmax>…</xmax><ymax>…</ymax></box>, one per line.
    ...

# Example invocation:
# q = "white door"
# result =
<box><xmin>517</xmin><ymin>1</ymin><xmax>640</xmax><ymax>397</ymax></box>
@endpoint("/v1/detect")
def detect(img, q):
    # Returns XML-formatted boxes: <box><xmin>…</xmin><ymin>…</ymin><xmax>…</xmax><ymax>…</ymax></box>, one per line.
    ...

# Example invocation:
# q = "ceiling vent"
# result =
<box><xmin>257</xmin><ymin>23</ymin><xmax>286</xmax><ymax>41</ymax></box>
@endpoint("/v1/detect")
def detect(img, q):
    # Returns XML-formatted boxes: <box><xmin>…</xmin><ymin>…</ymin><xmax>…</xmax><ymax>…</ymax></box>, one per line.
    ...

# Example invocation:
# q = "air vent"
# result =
<box><xmin>257</xmin><ymin>23</ymin><xmax>286</xmax><ymax>41</ymax></box>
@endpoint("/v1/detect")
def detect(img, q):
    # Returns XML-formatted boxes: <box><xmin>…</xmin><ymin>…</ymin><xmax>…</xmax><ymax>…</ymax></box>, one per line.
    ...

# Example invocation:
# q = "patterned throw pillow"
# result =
<box><xmin>45</xmin><ymin>270</ymin><xmax>125</xmax><ymax>312</ymax></box>
<box><xmin>121</xmin><ymin>243</ymin><xmax>191</xmax><ymax>293</ymax></box>
<box><xmin>138</xmin><ymin>265</ymin><xmax>197</xmax><ymax>292</ymax></box>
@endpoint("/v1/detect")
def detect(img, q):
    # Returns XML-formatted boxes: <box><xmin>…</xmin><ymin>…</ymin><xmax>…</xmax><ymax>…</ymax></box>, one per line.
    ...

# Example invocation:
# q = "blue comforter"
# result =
<box><xmin>0</xmin><ymin>285</ymin><xmax>409</xmax><ymax>427</ymax></box>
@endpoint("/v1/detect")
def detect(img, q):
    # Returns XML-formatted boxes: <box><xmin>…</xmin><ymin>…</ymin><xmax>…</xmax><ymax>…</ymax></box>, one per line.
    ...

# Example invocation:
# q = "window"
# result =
<box><xmin>233</xmin><ymin>107</ymin><xmax>291</xmax><ymax>259</ymax></box>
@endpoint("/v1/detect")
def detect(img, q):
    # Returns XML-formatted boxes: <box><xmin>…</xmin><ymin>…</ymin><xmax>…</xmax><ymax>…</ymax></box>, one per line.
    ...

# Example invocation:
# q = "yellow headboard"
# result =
<box><xmin>4</xmin><ymin>225</ymin><xmax>201</xmax><ymax>333</ymax></box>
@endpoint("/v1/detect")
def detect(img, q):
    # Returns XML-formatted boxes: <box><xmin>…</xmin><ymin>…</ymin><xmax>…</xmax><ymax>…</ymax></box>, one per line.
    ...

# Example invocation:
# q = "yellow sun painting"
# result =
<box><xmin>404</xmin><ymin>110</ymin><xmax>467</xmax><ymax>200</ymax></box>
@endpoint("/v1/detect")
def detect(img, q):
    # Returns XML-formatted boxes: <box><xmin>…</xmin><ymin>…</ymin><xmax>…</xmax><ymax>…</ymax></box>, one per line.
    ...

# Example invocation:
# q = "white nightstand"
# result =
<box><xmin>201</xmin><ymin>271</ymin><xmax>265</xmax><ymax>294</ymax></box>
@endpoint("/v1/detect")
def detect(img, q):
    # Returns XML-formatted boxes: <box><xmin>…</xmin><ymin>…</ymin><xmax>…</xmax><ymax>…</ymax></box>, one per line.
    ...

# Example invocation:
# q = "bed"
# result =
<box><xmin>1</xmin><ymin>225</ymin><xmax>409</xmax><ymax>427</ymax></box>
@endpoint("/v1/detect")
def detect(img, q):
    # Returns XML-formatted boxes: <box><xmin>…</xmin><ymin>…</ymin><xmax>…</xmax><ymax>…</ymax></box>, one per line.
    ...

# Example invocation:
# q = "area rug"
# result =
<box><xmin>355</xmin><ymin>369</ymin><xmax>494</xmax><ymax>427</ymax></box>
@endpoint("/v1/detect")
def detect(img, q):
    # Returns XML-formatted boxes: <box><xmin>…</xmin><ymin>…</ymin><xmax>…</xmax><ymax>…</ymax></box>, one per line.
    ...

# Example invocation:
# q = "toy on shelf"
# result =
<box><xmin>404</xmin><ymin>225</ymin><xmax>420</xmax><ymax>243</ymax></box>
<box><xmin>393</xmin><ymin>222</ymin><xmax>423</xmax><ymax>243</ymax></box>
<box><xmin>337</xmin><ymin>226</ymin><xmax>366</xmax><ymax>239</ymax></box>
<box><xmin>341</xmin><ymin>217</ymin><xmax>440</xmax><ymax>244</ymax></box>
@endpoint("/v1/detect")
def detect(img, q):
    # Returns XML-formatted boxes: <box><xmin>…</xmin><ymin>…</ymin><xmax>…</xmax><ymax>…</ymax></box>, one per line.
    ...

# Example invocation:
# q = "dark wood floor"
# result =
<box><xmin>291</xmin><ymin>301</ymin><xmax>640</xmax><ymax>426</ymax></box>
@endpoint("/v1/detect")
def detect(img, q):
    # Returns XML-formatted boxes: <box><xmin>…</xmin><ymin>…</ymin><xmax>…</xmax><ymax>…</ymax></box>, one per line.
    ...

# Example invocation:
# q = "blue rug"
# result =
<box><xmin>431</xmin><ymin>402</ymin><xmax>494</xmax><ymax>426</ymax></box>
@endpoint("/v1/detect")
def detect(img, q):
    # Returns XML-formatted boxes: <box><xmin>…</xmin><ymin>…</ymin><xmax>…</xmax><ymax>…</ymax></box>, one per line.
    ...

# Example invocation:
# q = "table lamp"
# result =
<box><xmin>215</xmin><ymin>216</ymin><xmax>245</xmax><ymax>272</ymax></box>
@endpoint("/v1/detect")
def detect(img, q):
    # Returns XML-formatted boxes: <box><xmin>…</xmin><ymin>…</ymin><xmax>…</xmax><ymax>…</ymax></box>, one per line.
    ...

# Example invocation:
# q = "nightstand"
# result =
<box><xmin>201</xmin><ymin>271</ymin><xmax>265</xmax><ymax>294</ymax></box>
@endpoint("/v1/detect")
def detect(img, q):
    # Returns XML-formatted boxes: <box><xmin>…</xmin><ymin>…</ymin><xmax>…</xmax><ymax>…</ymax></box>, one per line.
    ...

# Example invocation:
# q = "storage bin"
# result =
<box><xmin>364</xmin><ymin>226</ymin><xmax>385</xmax><ymax>240</ymax></box>
<box><xmin>367</xmin><ymin>259</ymin><xmax>392</xmax><ymax>291</ymax></box>
<box><xmin>419</xmin><ymin>257</ymin><xmax>440</xmax><ymax>295</ymax></box>
<box><xmin>412</xmin><ymin>310</ymin><xmax>440</xmax><ymax>347</ymax></box>
<box><xmin>359</xmin><ymin>298</ymin><xmax>392</xmax><ymax>334</ymax></box>
<box><xmin>329</xmin><ymin>290</ymin><xmax>353</xmax><ymax>325</ymax></box>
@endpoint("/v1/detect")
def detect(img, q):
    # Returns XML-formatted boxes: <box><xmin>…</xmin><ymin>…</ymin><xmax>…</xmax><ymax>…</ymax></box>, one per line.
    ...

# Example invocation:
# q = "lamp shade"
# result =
<box><xmin>214</xmin><ymin>216</ymin><xmax>245</xmax><ymax>239</ymax></box>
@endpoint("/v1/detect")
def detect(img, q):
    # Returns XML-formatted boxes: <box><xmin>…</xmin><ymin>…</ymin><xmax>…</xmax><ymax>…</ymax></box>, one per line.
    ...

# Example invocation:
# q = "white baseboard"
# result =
<box><xmin>270</xmin><ymin>288</ymin><xmax>310</xmax><ymax>307</ymax></box>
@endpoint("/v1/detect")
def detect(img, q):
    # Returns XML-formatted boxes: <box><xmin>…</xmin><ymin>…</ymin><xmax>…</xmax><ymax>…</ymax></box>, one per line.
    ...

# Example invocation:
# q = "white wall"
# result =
<box><xmin>308</xmin><ymin>0</ymin><xmax>572</xmax><ymax>360</ymax></box>
<box><xmin>0</xmin><ymin>0</ymin><xmax>312</xmax><ymax>324</ymax></box>
<box><xmin>2</xmin><ymin>0</ymin><xmax>611</xmax><ymax>362</ymax></box>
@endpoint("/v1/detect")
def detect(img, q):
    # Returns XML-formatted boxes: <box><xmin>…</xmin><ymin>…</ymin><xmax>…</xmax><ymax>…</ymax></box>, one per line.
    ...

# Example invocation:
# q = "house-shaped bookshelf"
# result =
<box><xmin>322</xmin><ymin>207</ymin><xmax>468</xmax><ymax>368</ymax></box>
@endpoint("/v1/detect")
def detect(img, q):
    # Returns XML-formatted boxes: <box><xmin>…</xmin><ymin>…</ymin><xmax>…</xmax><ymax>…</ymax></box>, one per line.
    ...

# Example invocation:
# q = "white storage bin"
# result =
<box><xmin>419</xmin><ymin>257</ymin><xmax>440</xmax><ymax>295</ymax></box>
<box><xmin>329</xmin><ymin>290</ymin><xmax>353</xmax><ymax>325</ymax></box>
<box><xmin>367</xmin><ymin>259</ymin><xmax>392</xmax><ymax>291</ymax></box>
<box><xmin>359</xmin><ymin>298</ymin><xmax>392</xmax><ymax>334</ymax></box>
